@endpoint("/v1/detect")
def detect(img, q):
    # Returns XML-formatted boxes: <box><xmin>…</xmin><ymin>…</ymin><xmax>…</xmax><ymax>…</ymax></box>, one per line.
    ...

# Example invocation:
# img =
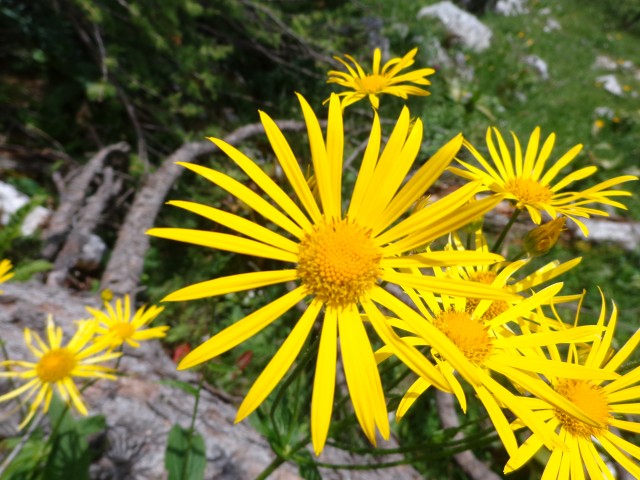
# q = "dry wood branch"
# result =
<box><xmin>436</xmin><ymin>390</ymin><xmax>501</xmax><ymax>480</ymax></box>
<box><xmin>100</xmin><ymin>120</ymin><xmax>306</xmax><ymax>298</ymax></box>
<box><xmin>47</xmin><ymin>167</ymin><xmax>122</xmax><ymax>287</ymax></box>
<box><xmin>41</xmin><ymin>142</ymin><xmax>130</xmax><ymax>260</ymax></box>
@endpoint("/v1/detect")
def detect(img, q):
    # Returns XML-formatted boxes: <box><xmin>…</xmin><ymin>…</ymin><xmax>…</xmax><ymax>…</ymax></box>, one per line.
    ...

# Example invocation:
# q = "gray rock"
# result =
<box><xmin>523</xmin><ymin>54</ymin><xmax>549</xmax><ymax>80</ymax></box>
<box><xmin>596</xmin><ymin>74</ymin><xmax>624</xmax><ymax>96</ymax></box>
<box><xmin>417</xmin><ymin>1</ymin><xmax>492</xmax><ymax>52</ymax></box>
<box><xmin>495</xmin><ymin>0</ymin><xmax>528</xmax><ymax>16</ymax></box>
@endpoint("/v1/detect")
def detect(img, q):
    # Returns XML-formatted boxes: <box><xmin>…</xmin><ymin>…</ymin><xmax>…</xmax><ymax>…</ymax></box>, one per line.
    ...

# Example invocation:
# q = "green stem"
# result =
<box><xmin>181</xmin><ymin>373</ymin><xmax>204</xmax><ymax>480</ymax></box>
<box><xmin>492</xmin><ymin>208</ymin><xmax>521</xmax><ymax>253</ymax></box>
<box><xmin>255</xmin><ymin>456</ymin><xmax>287</xmax><ymax>480</ymax></box>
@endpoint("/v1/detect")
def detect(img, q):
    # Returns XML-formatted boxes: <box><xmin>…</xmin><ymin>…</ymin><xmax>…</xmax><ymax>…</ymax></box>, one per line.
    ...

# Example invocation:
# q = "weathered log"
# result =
<box><xmin>41</xmin><ymin>142</ymin><xmax>130</xmax><ymax>260</ymax></box>
<box><xmin>100</xmin><ymin>120</ymin><xmax>307</xmax><ymax>299</ymax></box>
<box><xmin>47</xmin><ymin>167</ymin><xmax>122</xmax><ymax>287</ymax></box>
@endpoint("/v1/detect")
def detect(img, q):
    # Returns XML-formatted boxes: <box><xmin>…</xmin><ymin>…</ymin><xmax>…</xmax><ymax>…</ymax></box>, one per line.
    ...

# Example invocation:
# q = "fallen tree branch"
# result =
<box><xmin>47</xmin><ymin>167</ymin><xmax>122</xmax><ymax>287</ymax></box>
<box><xmin>100</xmin><ymin>119</ymin><xmax>306</xmax><ymax>298</ymax></box>
<box><xmin>41</xmin><ymin>142</ymin><xmax>130</xmax><ymax>260</ymax></box>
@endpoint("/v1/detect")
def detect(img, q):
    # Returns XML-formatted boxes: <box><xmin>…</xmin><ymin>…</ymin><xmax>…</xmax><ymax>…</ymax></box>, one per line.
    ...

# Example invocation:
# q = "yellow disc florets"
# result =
<box><xmin>111</xmin><ymin>322</ymin><xmax>135</xmax><ymax>340</ymax></box>
<box><xmin>36</xmin><ymin>348</ymin><xmax>76</xmax><ymax>383</ymax></box>
<box><xmin>554</xmin><ymin>379</ymin><xmax>611</xmax><ymax>438</ymax></box>
<box><xmin>466</xmin><ymin>271</ymin><xmax>509</xmax><ymax>321</ymax></box>
<box><xmin>297</xmin><ymin>219</ymin><xmax>381</xmax><ymax>308</ymax></box>
<box><xmin>504</xmin><ymin>177</ymin><xmax>553</xmax><ymax>206</ymax></box>
<box><xmin>356</xmin><ymin>75</ymin><xmax>387</xmax><ymax>94</ymax></box>
<box><xmin>434</xmin><ymin>310</ymin><xmax>493</xmax><ymax>363</ymax></box>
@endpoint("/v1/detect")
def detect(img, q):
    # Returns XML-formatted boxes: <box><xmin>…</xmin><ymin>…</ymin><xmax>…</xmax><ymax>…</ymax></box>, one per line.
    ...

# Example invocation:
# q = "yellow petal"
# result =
<box><xmin>236</xmin><ymin>299</ymin><xmax>322</xmax><ymax>422</ymax></box>
<box><xmin>311</xmin><ymin>307</ymin><xmax>337</xmax><ymax>455</ymax></box>
<box><xmin>163</xmin><ymin>270</ymin><xmax>298</xmax><ymax>302</ymax></box>
<box><xmin>147</xmin><ymin>228</ymin><xmax>297</xmax><ymax>263</ymax></box>
<box><xmin>178</xmin><ymin>287</ymin><xmax>307</xmax><ymax>370</ymax></box>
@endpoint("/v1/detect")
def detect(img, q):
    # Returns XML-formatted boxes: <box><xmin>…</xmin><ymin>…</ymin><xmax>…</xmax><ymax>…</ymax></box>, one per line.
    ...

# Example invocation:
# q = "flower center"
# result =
<box><xmin>504</xmin><ymin>177</ymin><xmax>553</xmax><ymax>206</ymax></box>
<box><xmin>434</xmin><ymin>310</ymin><xmax>493</xmax><ymax>363</ymax></box>
<box><xmin>111</xmin><ymin>322</ymin><xmax>135</xmax><ymax>340</ymax></box>
<box><xmin>472</xmin><ymin>271</ymin><xmax>497</xmax><ymax>284</ymax></box>
<box><xmin>356</xmin><ymin>74</ymin><xmax>387</xmax><ymax>94</ymax></box>
<box><xmin>466</xmin><ymin>271</ymin><xmax>509</xmax><ymax>321</ymax></box>
<box><xmin>554</xmin><ymin>379</ymin><xmax>611</xmax><ymax>438</ymax></box>
<box><xmin>297</xmin><ymin>219</ymin><xmax>382</xmax><ymax>308</ymax></box>
<box><xmin>36</xmin><ymin>348</ymin><xmax>76</xmax><ymax>383</ymax></box>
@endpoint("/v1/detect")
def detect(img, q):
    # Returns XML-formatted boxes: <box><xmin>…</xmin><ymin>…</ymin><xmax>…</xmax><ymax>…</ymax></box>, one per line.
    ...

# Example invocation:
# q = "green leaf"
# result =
<box><xmin>164</xmin><ymin>424</ymin><xmax>206</xmax><ymax>480</ymax></box>
<box><xmin>42</xmin><ymin>396</ymin><xmax>100</xmax><ymax>480</ymax></box>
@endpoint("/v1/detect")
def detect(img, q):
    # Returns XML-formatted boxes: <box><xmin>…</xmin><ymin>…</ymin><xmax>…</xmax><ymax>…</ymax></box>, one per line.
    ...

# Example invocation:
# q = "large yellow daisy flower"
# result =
<box><xmin>376</xmin><ymin>283</ymin><xmax>613</xmax><ymax>458</ymax></box>
<box><xmin>449</xmin><ymin>127</ymin><xmax>638</xmax><ymax>235</ymax></box>
<box><xmin>327</xmin><ymin>47</ymin><xmax>435</xmax><ymax>109</ymax></box>
<box><xmin>0</xmin><ymin>259</ymin><xmax>13</xmax><ymax>294</ymax></box>
<box><xmin>505</xmin><ymin>294</ymin><xmax>640</xmax><ymax>479</ymax></box>
<box><xmin>86</xmin><ymin>295</ymin><xmax>168</xmax><ymax>350</ymax></box>
<box><xmin>148</xmin><ymin>93</ymin><xmax>515</xmax><ymax>454</ymax></box>
<box><xmin>0</xmin><ymin>316</ymin><xmax>119</xmax><ymax>429</ymax></box>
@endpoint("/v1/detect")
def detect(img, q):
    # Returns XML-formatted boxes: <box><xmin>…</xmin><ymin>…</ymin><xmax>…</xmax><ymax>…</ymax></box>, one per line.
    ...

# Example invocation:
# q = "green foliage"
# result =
<box><xmin>164</xmin><ymin>424</ymin><xmax>206</xmax><ymax>480</ymax></box>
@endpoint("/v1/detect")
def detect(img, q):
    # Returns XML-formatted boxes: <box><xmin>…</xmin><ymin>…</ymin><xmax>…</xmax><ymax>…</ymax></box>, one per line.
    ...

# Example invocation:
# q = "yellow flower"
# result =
<box><xmin>148</xmin><ymin>93</ymin><xmax>514</xmax><ymax>454</ymax></box>
<box><xmin>327</xmin><ymin>48</ymin><xmax>435</xmax><ymax>109</ymax></box>
<box><xmin>86</xmin><ymin>295</ymin><xmax>168</xmax><ymax>350</ymax></box>
<box><xmin>450</xmin><ymin>127</ymin><xmax>638</xmax><ymax>235</ymax></box>
<box><xmin>0</xmin><ymin>316</ymin><xmax>119</xmax><ymax>429</ymax></box>
<box><xmin>444</xmin><ymin>228</ymin><xmax>583</xmax><ymax>311</ymax></box>
<box><xmin>505</xmin><ymin>293</ymin><xmax>640</xmax><ymax>479</ymax></box>
<box><xmin>376</xmin><ymin>282</ymin><xmax>613</xmax><ymax>459</ymax></box>
<box><xmin>0</xmin><ymin>259</ymin><xmax>14</xmax><ymax>294</ymax></box>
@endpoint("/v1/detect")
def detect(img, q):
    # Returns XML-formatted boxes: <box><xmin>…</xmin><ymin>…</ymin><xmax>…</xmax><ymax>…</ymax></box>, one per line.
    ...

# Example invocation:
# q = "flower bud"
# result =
<box><xmin>523</xmin><ymin>217</ymin><xmax>566</xmax><ymax>256</ymax></box>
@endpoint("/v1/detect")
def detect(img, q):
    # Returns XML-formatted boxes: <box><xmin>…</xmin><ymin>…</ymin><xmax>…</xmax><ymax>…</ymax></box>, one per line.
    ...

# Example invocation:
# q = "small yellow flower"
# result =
<box><xmin>0</xmin><ymin>316</ymin><xmax>119</xmax><ymax>428</ymax></box>
<box><xmin>0</xmin><ymin>259</ymin><xmax>13</xmax><ymax>294</ymax></box>
<box><xmin>505</xmin><ymin>293</ymin><xmax>640</xmax><ymax>478</ymax></box>
<box><xmin>327</xmin><ymin>48</ymin><xmax>435</xmax><ymax>109</ymax></box>
<box><xmin>450</xmin><ymin>127</ymin><xmax>638</xmax><ymax>235</ymax></box>
<box><xmin>86</xmin><ymin>295</ymin><xmax>167</xmax><ymax>349</ymax></box>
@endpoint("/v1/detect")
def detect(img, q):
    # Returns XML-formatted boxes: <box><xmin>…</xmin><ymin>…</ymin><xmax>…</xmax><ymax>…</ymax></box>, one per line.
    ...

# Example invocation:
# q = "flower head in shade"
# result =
<box><xmin>505</xmin><ymin>293</ymin><xmax>640</xmax><ymax>479</ymax></box>
<box><xmin>449</xmin><ymin>127</ymin><xmax>638</xmax><ymax>235</ymax></box>
<box><xmin>0</xmin><ymin>259</ymin><xmax>13</xmax><ymax>294</ymax></box>
<box><xmin>0</xmin><ymin>316</ymin><xmax>119</xmax><ymax>429</ymax></box>
<box><xmin>86</xmin><ymin>295</ymin><xmax>168</xmax><ymax>350</ymax></box>
<box><xmin>376</xmin><ymin>281</ymin><xmax>612</xmax><ymax>459</ymax></box>
<box><xmin>327</xmin><ymin>48</ymin><xmax>435</xmax><ymax>109</ymax></box>
<box><xmin>148</xmin><ymin>93</ymin><xmax>514</xmax><ymax>454</ymax></box>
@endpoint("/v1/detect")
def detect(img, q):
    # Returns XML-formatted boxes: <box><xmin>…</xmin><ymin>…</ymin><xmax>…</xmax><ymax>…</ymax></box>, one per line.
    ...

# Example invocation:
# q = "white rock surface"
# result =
<box><xmin>596</xmin><ymin>74</ymin><xmax>623</xmax><ymax>96</ymax></box>
<box><xmin>495</xmin><ymin>0</ymin><xmax>528</xmax><ymax>16</ymax></box>
<box><xmin>0</xmin><ymin>182</ymin><xmax>50</xmax><ymax>236</ymax></box>
<box><xmin>417</xmin><ymin>1</ymin><xmax>492</xmax><ymax>52</ymax></box>
<box><xmin>523</xmin><ymin>55</ymin><xmax>549</xmax><ymax>80</ymax></box>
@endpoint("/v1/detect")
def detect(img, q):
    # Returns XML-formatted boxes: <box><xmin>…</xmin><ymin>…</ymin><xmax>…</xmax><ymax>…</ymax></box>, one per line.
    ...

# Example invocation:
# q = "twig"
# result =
<box><xmin>0</xmin><ymin>412</ymin><xmax>45</xmax><ymax>477</ymax></box>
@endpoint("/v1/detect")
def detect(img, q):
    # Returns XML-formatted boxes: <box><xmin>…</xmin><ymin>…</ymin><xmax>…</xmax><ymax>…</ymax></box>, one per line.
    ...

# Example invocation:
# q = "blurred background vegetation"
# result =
<box><xmin>1</xmin><ymin>0</ymin><xmax>639</xmax><ymax>477</ymax></box>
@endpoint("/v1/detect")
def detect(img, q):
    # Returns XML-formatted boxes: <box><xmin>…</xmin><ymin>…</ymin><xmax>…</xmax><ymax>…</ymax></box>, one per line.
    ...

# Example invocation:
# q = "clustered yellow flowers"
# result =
<box><xmin>148</xmin><ymin>47</ymin><xmax>639</xmax><ymax>478</ymax></box>
<box><xmin>0</xmin><ymin>293</ymin><xmax>166</xmax><ymax>429</ymax></box>
<box><xmin>145</xmin><ymin>47</ymin><xmax>639</xmax><ymax>477</ymax></box>
<box><xmin>2</xmin><ymin>46</ymin><xmax>638</xmax><ymax>479</ymax></box>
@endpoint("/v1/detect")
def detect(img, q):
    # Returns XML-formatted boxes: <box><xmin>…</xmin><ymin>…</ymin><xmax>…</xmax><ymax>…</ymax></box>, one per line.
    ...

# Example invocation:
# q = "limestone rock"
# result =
<box><xmin>417</xmin><ymin>1</ymin><xmax>492</xmax><ymax>52</ymax></box>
